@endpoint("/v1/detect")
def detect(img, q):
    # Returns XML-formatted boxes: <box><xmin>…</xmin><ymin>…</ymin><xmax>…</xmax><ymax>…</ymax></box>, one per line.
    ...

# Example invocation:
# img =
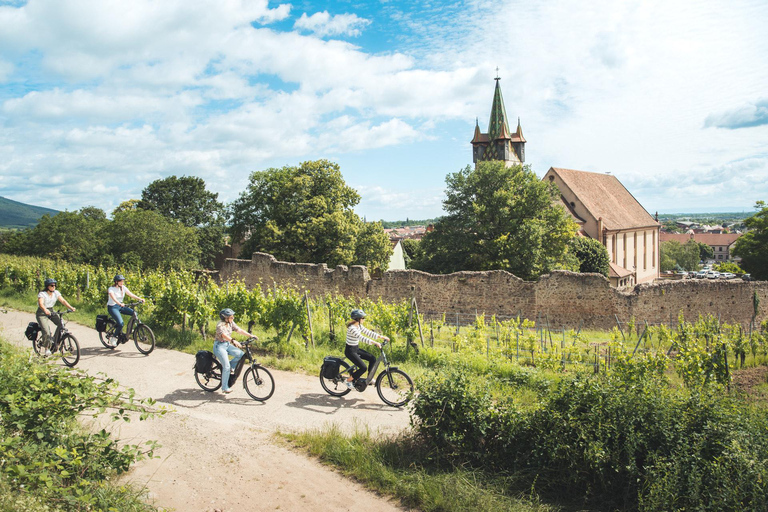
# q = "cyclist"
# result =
<box><xmin>106</xmin><ymin>274</ymin><xmax>144</xmax><ymax>347</ymax></box>
<box><xmin>214</xmin><ymin>308</ymin><xmax>253</xmax><ymax>394</ymax></box>
<box><xmin>36</xmin><ymin>278</ymin><xmax>76</xmax><ymax>356</ymax></box>
<box><xmin>344</xmin><ymin>309</ymin><xmax>389</xmax><ymax>389</ymax></box>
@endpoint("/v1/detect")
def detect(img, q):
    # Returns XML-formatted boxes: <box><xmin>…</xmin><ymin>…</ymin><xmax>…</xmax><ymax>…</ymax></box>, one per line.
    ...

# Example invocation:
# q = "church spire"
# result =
<box><xmin>488</xmin><ymin>76</ymin><xmax>510</xmax><ymax>141</ymax></box>
<box><xmin>471</xmin><ymin>73</ymin><xmax>525</xmax><ymax>167</ymax></box>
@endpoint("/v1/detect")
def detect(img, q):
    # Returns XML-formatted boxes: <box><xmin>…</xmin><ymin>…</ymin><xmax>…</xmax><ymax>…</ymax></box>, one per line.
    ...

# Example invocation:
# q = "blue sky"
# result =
<box><xmin>1</xmin><ymin>0</ymin><xmax>767</xmax><ymax>220</ymax></box>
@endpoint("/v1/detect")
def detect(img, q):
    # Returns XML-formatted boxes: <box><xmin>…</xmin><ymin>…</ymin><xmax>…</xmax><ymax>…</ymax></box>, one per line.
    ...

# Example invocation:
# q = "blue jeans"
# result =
<box><xmin>213</xmin><ymin>341</ymin><xmax>244</xmax><ymax>392</ymax></box>
<box><xmin>108</xmin><ymin>304</ymin><xmax>135</xmax><ymax>336</ymax></box>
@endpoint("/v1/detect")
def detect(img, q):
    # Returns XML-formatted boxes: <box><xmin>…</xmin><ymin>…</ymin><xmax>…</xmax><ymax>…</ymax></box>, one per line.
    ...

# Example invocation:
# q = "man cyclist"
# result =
<box><xmin>106</xmin><ymin>274</ymin><xmax>144</xmax><ymax>347</ymax></box>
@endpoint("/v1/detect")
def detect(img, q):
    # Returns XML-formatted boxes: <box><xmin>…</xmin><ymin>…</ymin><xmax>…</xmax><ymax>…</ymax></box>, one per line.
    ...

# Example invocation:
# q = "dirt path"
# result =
<box><xmin>0</xmin><ymin>310</ymin><xmax>413</xmax><ymax>512</ymax></box>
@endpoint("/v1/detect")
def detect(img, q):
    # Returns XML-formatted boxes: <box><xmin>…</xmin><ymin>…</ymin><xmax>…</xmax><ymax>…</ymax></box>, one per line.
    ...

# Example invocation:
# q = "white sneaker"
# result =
<box><xmin>109</xmin><ymin>337</ymin><xmax>118</xmax><ymax>347</ymax></box>
<box><xmin>346</xmin><ymin>381</ymin><xmax>354</xmax><ymax>390</ymax></box>
<box><xmin>44</xmin><ymin>349</ymin><xmax>52</xmax><ymax>357</ymax></box>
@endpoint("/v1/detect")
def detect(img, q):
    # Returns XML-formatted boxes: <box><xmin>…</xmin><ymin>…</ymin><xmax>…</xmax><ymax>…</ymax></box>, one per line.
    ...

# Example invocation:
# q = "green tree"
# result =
<box><xmin>18</xmin><ymin>208</ymin><xmax>109</xmax><ymax>264</ymax></box>
<box><xmin>108</xmin><ymin>209</ymin><xmax>199</xmax><ymax>269</ymax></box>
<box><xmin>569</xmin><ymin>236</ymin><xmax>610</xmax><ymax>276</ymax></box>
<box><xmin>413</xmin><ymin>162</ymin><xmax>578</xmax><ymax>279</ymax></box>
<box><xmin>696</xmin><ymin>241</ymin><xmax>714</xmax><ymax>262</ymax></box>
<box><xmin>400</xmin><ymin>238</ymin><xmax>422</xmax><ymax>268</ymax></box>
<box><xmin>714</xmin><ymin>261</ymin><xmax>744</xmax><ymax>274</ymax></box>
<box><xmin>660</xmin><ymin>240</ymin><xmax>700</xmax><ymax>271</ymax></box>
<box><xmin>230</xmin><ymin>160</ymin><xmax>391</xmax><ymax>269</ymax></box>
<box><xmin>139</xmin><ymin>175</ymin><xmax>227</xmax><ymax>269</ymax></box>
<box><xmin>732</xmin><ymin>201</ymin><xmax>768</xmax><ymax>280</ymax></box>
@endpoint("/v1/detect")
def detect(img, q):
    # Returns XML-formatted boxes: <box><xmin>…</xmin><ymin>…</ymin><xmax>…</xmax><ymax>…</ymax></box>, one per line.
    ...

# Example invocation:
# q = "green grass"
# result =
<box><xmin>281</xmin><ymin>425</ymin><xmax>557</xmax><ymax>512</ymax></box>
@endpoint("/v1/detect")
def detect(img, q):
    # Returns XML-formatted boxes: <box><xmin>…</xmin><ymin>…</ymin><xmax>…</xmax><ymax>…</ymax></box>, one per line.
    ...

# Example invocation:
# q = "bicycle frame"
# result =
<box><xmin>346</xmin><ymin>345</ymin><xmax>394</xmax><ymax>385</ymax></box>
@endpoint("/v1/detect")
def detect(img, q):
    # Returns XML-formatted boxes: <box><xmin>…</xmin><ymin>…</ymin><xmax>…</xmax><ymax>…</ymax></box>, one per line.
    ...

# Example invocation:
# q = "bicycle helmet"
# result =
<box><xmin>219</xmin><ymin>308</ymin><xmax>236</xmax><ymax>320</ymax></box>
<box><xmin>350</xmin><ymin>309</ymin><xmax>366</xmax><ymax>320</ymax></box>
<box><xmin>44</xmin><ymin>278</ymin><xmax>57</xmax><ymax>287</ymax></box>
<box><xmin>113</xmin><ymin>274</ymin><xmax>126</xmax><ymax>283</ymax></box>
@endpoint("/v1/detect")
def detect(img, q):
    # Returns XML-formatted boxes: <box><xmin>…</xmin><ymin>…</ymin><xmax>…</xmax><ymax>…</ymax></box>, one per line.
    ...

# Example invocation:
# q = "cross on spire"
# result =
<box><xmin>495</xmin><ymin>67</ymin><xmax>500</xmax><ymax>81</ymax></box>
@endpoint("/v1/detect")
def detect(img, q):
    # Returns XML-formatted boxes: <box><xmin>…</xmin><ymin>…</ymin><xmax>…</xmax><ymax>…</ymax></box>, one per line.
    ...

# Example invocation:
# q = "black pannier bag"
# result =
<box><xmin>95</xmin><ymin>315</ymin><xmax>110</xmax><ymax>332</ymax></box>
<box><xmin>195</xmin><ymin>350</ymin><xmax>214</xmax><ymax>374</ymax></box>
<box><xmin>322</xmin><ymin>356</ymin><xmax>342</xmax><ymax>379</ymax></box>
<box><xmin>25</xmin><ymin>322</ymin><xmax>40</xmax><ymax>341</ymax></box>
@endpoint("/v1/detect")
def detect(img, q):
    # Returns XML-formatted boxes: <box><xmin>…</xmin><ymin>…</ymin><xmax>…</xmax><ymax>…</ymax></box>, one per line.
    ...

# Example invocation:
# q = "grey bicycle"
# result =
<box><xmin>27</xmin><ymin>310</ymin><xmax>80</xmax><ymax>367</ymax></box>
<box><xmin>96</xmin><ymin>302</ymin><xmax>155</xmax><ymax>354</ymax></box>
<box><xmin>320</xmin><ymin>341</ymin><xmax>413</xmax><ymax>407</ymax></box>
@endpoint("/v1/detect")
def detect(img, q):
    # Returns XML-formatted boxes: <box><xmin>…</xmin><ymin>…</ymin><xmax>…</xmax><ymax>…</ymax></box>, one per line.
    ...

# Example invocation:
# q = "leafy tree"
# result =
<box><xmin>107</xmin><ymin>209</ymin><xmax>199</xmax><ymax>269</ymax></box>
<box><xmin>139</xmin><ymin>176</ymin><xmax>227</xmax><ymax>269</ymax></box>
<box><xmin>696</xmin><ymin>241</ymin><xmax>714</xmax><ymax>262</ymax></box>
<box><xmin>660</xmin><ymin>240</ymin><xmax>700</xmax><ymax>271</ymax></box>
<box><xmin>714</xmin><ymin>261</ymin><xmax>744</xmax><ymax>274</ymax></box>
<box><xmin>732</xmin><ymin>201</ymin><xmax>768</xmax><ymax>279</ymax></box>
<box><xmin>569</xmin><ymin>236</ymin><xmax>610</xmax><ymax>276</ymax></box>
<box><xmin>400</xmin><ymin>238</ymin><xmax>422</xmax><ymax>268</ymax></box>
<box><xmin>661</xmin><ymin>220</ymin><xmax>683</xmax><ymax>233</ymax></box>
<box><xmin>412</xmin><ymin>162</ymin><xmax>578</xmax><ymax>279</ymax></box>
<box><xmin>230</xmin><ymin>160</ymin><xmax>391</xmax><ymax>269</ymax></box>
<box><xmin>112</xmin><ymin>199</ymin><xmax>142</xmax><ymax>215</ymax></box>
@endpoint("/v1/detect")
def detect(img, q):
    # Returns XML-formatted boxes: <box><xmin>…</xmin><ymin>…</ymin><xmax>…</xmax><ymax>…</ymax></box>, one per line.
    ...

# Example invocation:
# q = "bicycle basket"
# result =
<box><xmin>25</xmin><ymin>322</ymin><xmax>40</xmax><ymax>341</ymax></box>
<box><xmin>322</xmin><ymin>356</ymin><xmax>342</xmax><ymax>379</ymax></box>
<box><xmin>95</xmin><ymin>315</ymin><xmax>110</xmax><ymax>332</ymax></box>
<box><xmin>195</xmin><ymin>350</ymin><xmax>214</xmax><ymax>374</ymax></box>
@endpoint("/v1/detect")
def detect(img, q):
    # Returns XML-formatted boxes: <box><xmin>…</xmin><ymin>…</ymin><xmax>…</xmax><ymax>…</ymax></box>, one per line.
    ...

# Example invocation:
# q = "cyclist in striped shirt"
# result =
<box><xmin>344</xmin><ymin>309</ymin><xmax>389</xmax><ymax>389</ymax></box>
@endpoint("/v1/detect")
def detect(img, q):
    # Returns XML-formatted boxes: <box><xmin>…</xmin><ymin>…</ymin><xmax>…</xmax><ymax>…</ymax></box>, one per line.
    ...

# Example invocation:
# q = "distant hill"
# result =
<box><xmin>0</xmin><ymin>196</ymin><xmax>59</xmax><ymax>229</ymax></box>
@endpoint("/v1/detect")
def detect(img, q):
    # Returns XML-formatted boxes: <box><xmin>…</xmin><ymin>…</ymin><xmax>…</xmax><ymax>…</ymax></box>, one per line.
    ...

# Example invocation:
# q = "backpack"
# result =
<box><xmin>322</xmin><ymin>356</ymin><xmax>342</xmax><ymax>379</ymax></box>
<box><xmin>95</xmin><ymin>315</ymin><xmax>110</xmax><ymax>332</ymax></box>
<box><xmin>25</xmin><ymin>322</ymin><xmax>40</xmax><ymax>341</ymax></box>
<box><xmin>195</xmin><ymin>350</ymin><xmax>214</xmax><ymax>374</ymax></box>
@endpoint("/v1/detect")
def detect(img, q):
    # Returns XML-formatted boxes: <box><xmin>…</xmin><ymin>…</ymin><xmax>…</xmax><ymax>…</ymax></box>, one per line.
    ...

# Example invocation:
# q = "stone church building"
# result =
<box><xmin>472</xmin><ymin>78</ymin><xmax>660</xmax><ymax>286</ymax></box>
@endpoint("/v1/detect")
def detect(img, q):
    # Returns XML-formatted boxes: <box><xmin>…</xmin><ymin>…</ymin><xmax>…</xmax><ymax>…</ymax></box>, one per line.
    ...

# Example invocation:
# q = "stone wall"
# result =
<box><xmin>220</xmin><ymin>253</ymin><xmax>768</xmax><ymax>329</ymax></box>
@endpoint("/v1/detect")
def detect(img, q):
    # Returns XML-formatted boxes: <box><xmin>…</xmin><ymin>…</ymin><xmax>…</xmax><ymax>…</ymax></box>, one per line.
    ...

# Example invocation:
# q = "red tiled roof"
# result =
<box><xmin>547</xmin><ymin>167</ymin><xmax>658</xmax><ymax>231</ymax></box>
<box><xmin>659</xmin><ymin>233</ymin><xmax>741</xmax><ymax>246</ymax></box>
<box><xmin>609</xmin><ymin>262</ymin><xmax>633</xmax><ymax>278</ymax></box>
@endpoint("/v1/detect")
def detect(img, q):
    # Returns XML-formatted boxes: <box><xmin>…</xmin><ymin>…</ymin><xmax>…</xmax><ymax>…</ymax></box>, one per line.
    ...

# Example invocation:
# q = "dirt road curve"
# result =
<box><xmin>0</xmin><ymin>310</ymin><xmax>412</xmax><ymax>512</ymax></box>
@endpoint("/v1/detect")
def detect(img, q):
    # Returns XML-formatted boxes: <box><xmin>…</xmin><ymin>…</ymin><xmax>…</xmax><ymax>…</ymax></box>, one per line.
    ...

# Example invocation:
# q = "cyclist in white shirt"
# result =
<box><xmin>36</xmin><ymin>278</ymin><xmax>76</xmax><ymax>356</ymax></box>
<box><xmin>344</xmin><ymin>309</ymin><xmax>389</xmax><ymax>389</ymax></box>
<box><xmin>106</xmin><ymin>274</ymin><xmax>144</xmax><ymax>347</ymax></box>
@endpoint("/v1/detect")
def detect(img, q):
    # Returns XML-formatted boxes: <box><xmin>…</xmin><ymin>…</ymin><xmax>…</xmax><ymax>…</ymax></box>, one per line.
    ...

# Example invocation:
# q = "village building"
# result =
<box><xmin>659</xmin><ymin>232</ymin><xmax>742</xmax><ymax>262</ymax></box>
<box><xmin>472</xmin><ymin>77</ymin><xmax>660</xmax><ymax>287</ymax></box>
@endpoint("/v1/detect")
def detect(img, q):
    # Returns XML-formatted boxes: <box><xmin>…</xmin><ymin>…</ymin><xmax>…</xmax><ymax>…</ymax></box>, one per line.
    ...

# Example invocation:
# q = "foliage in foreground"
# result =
<box><xmin>0</xmin><ymin>341</ymin><xmax>163</xmax><ymax>511</ymax></box>
<box><xmin>411</xmin><ymin>362</ymin><xmax>768</xmax><ymax>511</ymax></box>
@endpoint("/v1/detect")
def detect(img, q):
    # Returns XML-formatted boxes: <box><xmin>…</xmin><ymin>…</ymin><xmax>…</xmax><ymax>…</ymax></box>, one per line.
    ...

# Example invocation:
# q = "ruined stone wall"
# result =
<box><xmin>220</xmin><ymin>253</ymin><xmax>768</xmax><ymax>329</ymax></box>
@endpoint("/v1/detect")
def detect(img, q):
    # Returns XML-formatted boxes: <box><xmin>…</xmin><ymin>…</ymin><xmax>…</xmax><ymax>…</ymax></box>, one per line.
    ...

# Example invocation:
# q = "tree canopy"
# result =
<box><xmin>569</xmin><ymin>236</ymin><xmax>610</xmax><ymax>276</ymax></box>
<box><xmin>230</xmin><ymin>160</ymin><xmax>391</xmax><ymax>270</ymax></box>
<box><xmin>139</xmin><ymin>175</ymin><xmax>224</xmax><ymax>227</ymax></box>
<box><xmin>660</xmin><ymin>240</ymin><xmax>700</xmax><ymax>271</ymax></box>
<box><xmin>732</xmin><ymin>201</ymin><xmax>768</xmax><ymax>280</ymax></box>
<box><xmin>411</xmin><ymin>162</ymin><xmax>578</xmax><ymax>279</ymax></box>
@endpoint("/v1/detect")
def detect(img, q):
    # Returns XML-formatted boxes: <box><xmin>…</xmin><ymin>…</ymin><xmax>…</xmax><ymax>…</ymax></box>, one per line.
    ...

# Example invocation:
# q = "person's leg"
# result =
<box><xmin>108</xmin><ymin>305</ymin><xmax>124</xmax><ymax>335</ymax></box>
<box><xmin>118</xmin><ymin>306</ymin><xmax>135</xmax><ymax>341</ymax></box>
<box><xmin>36</xmin><ymin>312</ymin><xmax>53</xmax><ymax>351</ymax></box>
<box><xmin>345</xmin><ymin>345</ymin><xmax>367</xmax><ymax>380</ymax></box>
<box><xmin>226</xmin><ymin>344</ymin><xmax>244</xmax><ymax>385</ymax></box>
<box><xmin>358</xmin><ymin>348</ymin><xmax>377</xmax><ymax>377</ymax></box>
<box><xmin>212</xmin><ymin>341</ymin><xmax>232</xmax><ymax>391</ymax></box>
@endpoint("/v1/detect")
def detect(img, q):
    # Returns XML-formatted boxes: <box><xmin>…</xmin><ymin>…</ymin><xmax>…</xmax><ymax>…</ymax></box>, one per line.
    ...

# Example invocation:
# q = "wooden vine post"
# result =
<box><xmin>305</xmin><ymin>290</ymin><xmax>315</xmax><ymax>348</ymax></box>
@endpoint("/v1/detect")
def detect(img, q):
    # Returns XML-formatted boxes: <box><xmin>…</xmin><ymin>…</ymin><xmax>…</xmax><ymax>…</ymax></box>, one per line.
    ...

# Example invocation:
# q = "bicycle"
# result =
<box><xmin>194</xmin><ymin>337</ymin><xmax>275</xmax><ymax>401</ymax></box>
<box><xmin>96</xmin><ymin>302</ymin><xmax>155</xmax><ymax>355</ymax></box>
<box><xmin>320</xmin><ymin>341</ymin><xmax>413</xmax><ymax>407</ymax></box>
<box><xmin>27</xmin><ymin>310</ymin><xmax>80</xmax><ymax>367</ymax></box>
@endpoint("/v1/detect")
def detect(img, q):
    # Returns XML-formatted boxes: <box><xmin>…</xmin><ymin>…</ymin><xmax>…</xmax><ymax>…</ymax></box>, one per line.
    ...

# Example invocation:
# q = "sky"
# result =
<box><xmin>1</xmin><ymin>0</ymin><xmax>767</xmax><ymax>221</ymax></box>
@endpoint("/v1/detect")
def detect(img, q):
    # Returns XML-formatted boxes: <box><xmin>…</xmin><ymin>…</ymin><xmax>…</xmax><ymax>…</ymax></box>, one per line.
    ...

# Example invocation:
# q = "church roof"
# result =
<box><xmin>488</xmin><ymin>79</ymin><xmax>511</xmax><ymax>141</ymax></box>
<box><xmin>547</xmin><ymin>167</ymin><xmax>658</xmax><ymax>231</ymax></box>
<box><xmin>471</xmin><ymin>119</ymin><xmax>489</xmax><ymax>143</ymax></box>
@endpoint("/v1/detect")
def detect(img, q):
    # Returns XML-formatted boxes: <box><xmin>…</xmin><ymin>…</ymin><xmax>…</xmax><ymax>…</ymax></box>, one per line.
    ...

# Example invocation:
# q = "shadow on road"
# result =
<box><xmin>285</xmin><ymin>392</ymin><xmax>402</xmax><ymax>414</ymax></box>
<box><xmin>158</xmin><ymin>387</ymin><xmax>267</xmax><ymax>408</ymax></box>
<box><xmin>78</xmin><ymin>346</ymin><xmax>149</xmax><ymax>359</ymax></box>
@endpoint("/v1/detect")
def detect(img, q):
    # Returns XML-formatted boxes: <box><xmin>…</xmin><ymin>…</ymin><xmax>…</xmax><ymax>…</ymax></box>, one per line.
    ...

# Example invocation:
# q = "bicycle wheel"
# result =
<box><xmin>319</xmin><ymin>360</ymin><xmax>352</xmax><ymax>397</ymax></box>
<box><xmin>195</xmin><ymin>360</ymin><xmax>222</xmax><ymax>392</ymax></box>
<box><xmin>133</xmin><ymin>324</ymin><xmax>156</xmax><ymax>355</ymax></box>
<box><xmin>59</xmin><ymin>334</ymin><xmax>80</xmax><ymax>367</ymax></box>
<box><xmin>99</xmin><ymin>322</ymin><xmax>118</xmax><ymax>350</ymax></box>
<box><xmin>243</xmin><ymin>365</ymin><xmax>275</xmax><ymax>401</ymax></box>
<box><xmin>31</xmin><ymin>334</ymin><xmax>44</xmax><ymax>355</ymax></box>
<box><xmin>375</xmin><ymin>368</ymin><xmax>413</xmax><ymax>407</ymax></box>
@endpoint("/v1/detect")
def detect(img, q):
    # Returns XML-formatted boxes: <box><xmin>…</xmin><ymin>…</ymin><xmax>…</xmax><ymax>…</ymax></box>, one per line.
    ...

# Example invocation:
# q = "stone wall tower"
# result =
<box><xmin>471</xmin><ymin>76</ymin><xmax>526</xmax><ymax>167</ymax></box>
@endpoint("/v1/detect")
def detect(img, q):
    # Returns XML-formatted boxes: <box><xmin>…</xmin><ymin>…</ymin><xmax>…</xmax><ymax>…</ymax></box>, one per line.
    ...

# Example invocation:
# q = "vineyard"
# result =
<box><xmin>2</xmin><ymin>254</ymin><xmax>767</xmax><ymax>386</ymax></box>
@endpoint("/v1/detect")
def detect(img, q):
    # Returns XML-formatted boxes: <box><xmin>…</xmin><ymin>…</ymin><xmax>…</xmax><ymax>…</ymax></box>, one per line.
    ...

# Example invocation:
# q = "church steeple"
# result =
<box><xmin>471</xmin><ymin>75</ymin><xmax>526</xmax><ymax>167</ymax></box>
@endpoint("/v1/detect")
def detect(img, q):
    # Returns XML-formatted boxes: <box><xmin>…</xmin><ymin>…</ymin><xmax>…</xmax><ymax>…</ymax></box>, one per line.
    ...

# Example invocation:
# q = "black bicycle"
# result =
<box><xmin>26</xmin><ymin>310</ymin><xmax>80</xmax><ymax>367</ymax></box>
<box><xmin>320</xmin><ymin>341</ymin><xmax>413</xmax><ymax>407</ymax></box>
<box><xmin>194</xmin><ymin>338</ymin><xmax>275</xmax><ymax>401</ymax></box>
<box><xmin>96</xmin><ymin>302</ymin><xmax>155</xmax><ymax>354</ymax></box>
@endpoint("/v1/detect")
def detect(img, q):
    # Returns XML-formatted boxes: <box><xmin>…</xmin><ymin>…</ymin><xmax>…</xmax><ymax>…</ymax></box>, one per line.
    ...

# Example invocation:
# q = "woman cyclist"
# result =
<box><xmin>36</xmin><ymin>278</ymin><xmax>76</xmax><ymax>356</ymax></box>
<box><xmin>214</xmin><ymin>308</ymin><xmax>253</xmax><ymax>394</ymax></box>
<box><xmin>106</xmin><ymin>274</ymin><xmax>144</xmax><ymax>347</ymax></box>
<box><xmin>345</xmin><ymin>309</ymin><xmax>389</xmax><ymax>389</ymax></box>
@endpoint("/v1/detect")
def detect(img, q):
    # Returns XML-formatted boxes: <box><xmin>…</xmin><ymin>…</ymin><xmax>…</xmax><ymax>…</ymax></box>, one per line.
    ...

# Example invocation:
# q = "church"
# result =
<box><xmin>471</xmin><ymin>77</ymin><xmax>660</xmax><ymax>287</ymax></box>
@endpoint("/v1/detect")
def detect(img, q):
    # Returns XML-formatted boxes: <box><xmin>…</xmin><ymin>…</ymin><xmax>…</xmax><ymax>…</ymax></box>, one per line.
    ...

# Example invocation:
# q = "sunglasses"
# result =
<box><xmin>48</xmin><ymin>284</ymin><xmax>56</xmax><ymax>287</ymax></box>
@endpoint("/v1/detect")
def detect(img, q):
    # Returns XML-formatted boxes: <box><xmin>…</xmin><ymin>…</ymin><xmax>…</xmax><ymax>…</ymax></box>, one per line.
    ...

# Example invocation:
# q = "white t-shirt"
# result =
<box><xmin>107</xmin><ymin>285</ymin><xmax>132</xmax><ymax>306</ymax></box>
<box><xmin>38</xmin><ymin>290</ymin><xmax>62</xmax><ymax>309</ymax></box>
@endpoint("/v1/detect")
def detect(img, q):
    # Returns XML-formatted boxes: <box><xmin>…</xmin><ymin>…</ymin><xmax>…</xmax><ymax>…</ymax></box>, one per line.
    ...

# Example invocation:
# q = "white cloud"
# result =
<box><xmin>294</xmin><ymin>11</ymin><xmax>371</xmax><ymax>37</ymax></box>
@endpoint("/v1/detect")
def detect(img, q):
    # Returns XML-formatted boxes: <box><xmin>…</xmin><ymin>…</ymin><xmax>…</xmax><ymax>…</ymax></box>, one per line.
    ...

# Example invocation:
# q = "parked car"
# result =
<box><xmin>707</xmin><ymin>271</ymin><xmax>720</xmax><ymax>279</ymax></box>
<box><xmin>675</xmin><ymin>271</ymin><xmax>688</xmax><ymax>279</ymax></box>
<box><xmin>695</xmin><ymin>270</ymin><xmax>708</xmax><ymax>279</ymax></box>
<box><xmin>720</xmin><ymin>272</ymin><xmax>736</xmax><ymax>279</ymax></box>
<box><xmin>741</xmin><ymin>273</ymin><xmax>753</xmax><ymax>281</ymax></box>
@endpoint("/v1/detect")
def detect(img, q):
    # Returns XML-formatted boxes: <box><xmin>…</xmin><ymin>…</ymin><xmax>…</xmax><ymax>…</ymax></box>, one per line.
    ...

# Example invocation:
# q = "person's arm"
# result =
<box><xmin>126</xmin><ymin>289</ymin><xmax>144</xmax><ymax>302</ymax></box>
<box><xmin>360</xmin><ymin>326</ymin><xmax>388</xmax><ymax>345</ymax></box>
<box><xmin>57</xmin><ymin>295</ymin><xmax>76</xmax><ymax>311</ymax></box>
<box><xmin>38</xmin><ymin>295</ymin><xmax>51</xmax><ymax>316</ymax></box>
<box><xmin>357</xmin><ymin>326</ymin><xmax>382</xmax><ymax>348</ymax></box>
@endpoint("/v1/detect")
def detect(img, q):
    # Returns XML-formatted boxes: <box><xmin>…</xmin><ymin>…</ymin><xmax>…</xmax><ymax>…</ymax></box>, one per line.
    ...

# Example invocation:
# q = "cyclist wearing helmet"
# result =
<box><xmin>344</xmin><ymin>309</ymin><xmax>389</xmax><ymax>389</ymax></box>
<box><xmin>36</xmin><ymin>278</ymin><xmax>76</xmax><ymax>356</ymax></box>
<box><xmin>214</xmin><ymin>308</ymin><xmax>252</xmax><ymax>394</ymax></box>
<box><xmin>106</xmin><ymin>274</ymin><xmax>144</xmax><ymax>347</ymax></box>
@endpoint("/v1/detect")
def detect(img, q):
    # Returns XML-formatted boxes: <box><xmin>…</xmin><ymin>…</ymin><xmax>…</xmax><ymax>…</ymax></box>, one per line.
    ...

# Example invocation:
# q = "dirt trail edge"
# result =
<box><xmin>0</xmin><ymin>310</ymin><xmax>412</xmax><ymax>512</ymax></box>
